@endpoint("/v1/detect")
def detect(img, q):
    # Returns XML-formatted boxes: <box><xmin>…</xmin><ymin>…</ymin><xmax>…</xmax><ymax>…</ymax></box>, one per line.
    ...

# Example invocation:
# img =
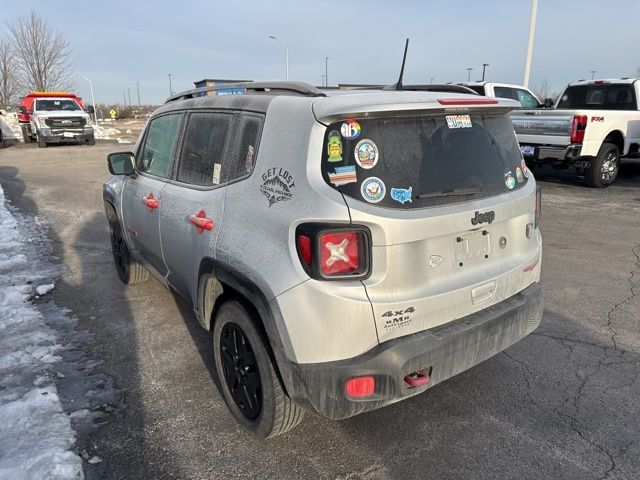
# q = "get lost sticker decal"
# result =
<box><xmin>354</xmin><ymin>139</ymin><xmax>379</xmax><ymax>169</ymax></box>
<box><xmin>260</xmin><ymin>168</ymin><xmax>295</xmax><ymax>206</ymax></box>
<box><xmin>327</xmin><ymin>130</ymin><xmax>343</xmax><ymax>162</ymax></box>
<box><xmin>361</xmin><ymin>177</ymin><xmax>386</xmax><ymax>203</ymax></box>
<box><xmin>446</xmin><ymin>114</ymin><xmax>472</xmax><ymax>129</ymax></box>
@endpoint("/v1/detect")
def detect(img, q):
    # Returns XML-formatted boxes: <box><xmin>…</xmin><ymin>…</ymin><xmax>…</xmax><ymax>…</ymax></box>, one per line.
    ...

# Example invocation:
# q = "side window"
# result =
<box><xmin>138</xmin><ymin>114</ymin><xmax>182</xmax><ymax>178</ymax></box>
<box><xmin>222</xmin><ymin>114</ymin><xmax>263</xmax><ymax>183</ymax></box>
<box><xmin>177</xmin><ymin>112</ymin><xmax>232</xmax><ymax>186</ymax></box>
<box><xmin>494</xmin><ymin>87</ymin><xmax>516</xmax><ymax>100</ymax></box>
<box><xmin>516</xmin><ymin>89</ymin><xmax>540</xmax><ymax>108</ymax></box>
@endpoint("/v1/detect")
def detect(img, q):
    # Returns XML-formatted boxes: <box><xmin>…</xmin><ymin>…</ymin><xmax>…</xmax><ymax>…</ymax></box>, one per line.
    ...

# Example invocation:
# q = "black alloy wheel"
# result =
<box><xmin>219</xmin><ymin>322</ymin><xmax>262</xmax><ymax>419</ymax></box>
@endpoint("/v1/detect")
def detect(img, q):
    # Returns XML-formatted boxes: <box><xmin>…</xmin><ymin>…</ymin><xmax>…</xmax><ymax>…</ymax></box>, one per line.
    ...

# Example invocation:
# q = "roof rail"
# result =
<box><xmin>382</xmin><ymin>84</ymin><xmax>479</xmax><ymax>95</ymax></box>
<box><xmin>165</xmin><ymin>81</ymin><xmax>326</xmax><ymax>103</ymax></box>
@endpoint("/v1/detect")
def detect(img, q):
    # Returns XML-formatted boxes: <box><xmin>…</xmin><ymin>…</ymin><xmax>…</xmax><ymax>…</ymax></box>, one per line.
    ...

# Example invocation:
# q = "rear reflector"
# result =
<box><xmin>523</xmin><ymin>258</ymin><xmax>539</xmax><ymax>272</ymax></box>
<box><xmin>297</xmin><ymin>235</ymin><xmax>312</xmax><ymax>265</ymax></box>
<box><xmin>345</xmin><ymin>376</ymin><xmax>375</xmax><ymax>397</ymax></box>
<box><xmin>438</xmin><ymin>98</ymin><xmax>499</xmax><ymax>106</ymax></box>
<box><xmin>320</xmin><ymin>231</ymin><xmax>361</xmax><ymax>276</ymax></box>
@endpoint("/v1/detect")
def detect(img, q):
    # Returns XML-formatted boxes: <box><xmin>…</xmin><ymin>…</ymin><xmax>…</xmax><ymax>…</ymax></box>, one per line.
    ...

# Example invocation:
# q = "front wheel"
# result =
<box><xmin>37</xmin><ymin>135</ymin><xmax>47</xmax><ymax>148</ymax></box>
<box><xmin>213</xmin><ymin>301</ymin><xmax>304</xmax><ymax>438</ymax></box>
<box><xmin>585</xmin><ymin>143</ymin><xmax>619</xmax><ymax>188</ymax></box>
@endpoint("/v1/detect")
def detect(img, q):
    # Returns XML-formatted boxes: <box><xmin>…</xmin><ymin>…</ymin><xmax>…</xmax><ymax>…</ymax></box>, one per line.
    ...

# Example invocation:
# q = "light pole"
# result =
<box><xmin>82</xmin><ymin>76</ymin><xmax>98</xmax><ymax>125</ymax></box>
<box><xmin>268</xmin><ymin>36</ymin><xmax>289</xmax><ymax>81</ymax></box>
<box><xmin>168</xmin><ymin>73</ymin><xmax>173</xmax><ymax>96</ymax></box>
<box><xmin>590</xmin><ymin>70</ymin><xmax>597</xmax><ymax>80</ymax></box>
<box><xmin>325</xmin><ymin>57</ymin><xmax>329</xmax><ymax>87</ymax></box>
<box><xmin>430</xmin><ymin>77</ymin><xmax>434</xmax><ymax>84</ymax></box>
<box><xmin>321</xmin><ymin>75</ymin><xmax>326</xmax><ymax>87</ymax></box>
<box><xmin>482</xmin><ymin>63</ymin><xmax>489</xmax><ymax>81</ymax></box>
<box><xmin>127</xmin><ymin>88</ymin><xmax>131</xmax><ymax>107</ymax></box>
<box><xmin>123</xmin><ymin>91</ymin><xmax>126</xmax><ymax>106</ymax></box>
<box><xmin>136</xmin><ymin>80</ymin><xmax>141</xmax><ymax>106</ymax></box>
<box><xmin>523</xmin><ymin>0</ymin><xmax>539</xmax><ymax>87</ymax></box>
<box><xmin>466</xmin><ymin>67</ymin><xmax>473</xmax><ymax>82</ymax></box>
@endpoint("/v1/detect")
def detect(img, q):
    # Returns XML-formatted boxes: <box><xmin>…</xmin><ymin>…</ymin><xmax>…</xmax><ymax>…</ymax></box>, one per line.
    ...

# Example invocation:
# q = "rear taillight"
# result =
<box><xmin>295</xmin><ymin>225</ymin><xmax>371</xmax><ymax>280</ymax></box>
<box><xmin>535</xmin><ymin>185</ymin><xmax>542</xmax><ymax>229</ymax></box>
<box><xmin>570</xmin><ymin>115</ymin><xmax>588</xmax><ymax>144</ymax></box>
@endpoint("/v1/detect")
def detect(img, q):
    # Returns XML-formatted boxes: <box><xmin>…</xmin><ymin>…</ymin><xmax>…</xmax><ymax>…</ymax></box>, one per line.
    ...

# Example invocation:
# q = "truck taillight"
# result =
<box><xmin>570</xmin><ymin>115</ymin><xmax>587</xmax><ymax>144</ymax></box>
<box><xmin>295</xmin><ymin>225</ymin><xmax>371</xmax><ymax>280</ymax></box>
<box><xmin>535</xmin><ymin>185</ymin><xmax>542</xmax><ymax>229</ymax></box>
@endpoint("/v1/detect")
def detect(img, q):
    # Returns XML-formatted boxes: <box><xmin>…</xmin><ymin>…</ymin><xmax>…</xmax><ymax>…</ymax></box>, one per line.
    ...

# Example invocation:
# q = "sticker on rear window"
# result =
<box><xmin>505</xmin><ymin>172</ymin><xmax>516</xmax><ymax>190</ymax></box>
<box><xmin>212</xmin><ymin>163</ymin><xmax>221</xmax><ymax>185</ymax></box>
<box><xmin>445</xmin><ymin>115</ymin><xmax>472</xmax><ymax>129</ymax></box>
<box><xmin>328</xmin><ymin>165</ymin><xmax>357</xmax><ymax>186</ymax></box>
<box><xmin>515</xmin><ymin>167</ymin><xmax>524</xmax><ymax>183</ymax></box>
<box><xmin>521</xmin><ymin>159</ymin><xmax>529</xmax><ymax>178</ymax></box>
<box><xmin>361</xmin><ymin>177</ymin><xmax>386</xmax><ymax>203</ymax></box>
<box><xmin>340</xmin><ymin>120</ymin><xmax>361</xmax><ymax>139</ymax></box>
<box><xmin>327</xmin><ymin>130</ymin><xmax>343</xmax><ymax>162</ymax></box>
<box><xmin>390</xmin><ymin>186</ymin><xmax>413</xmax><ymax>205</ymax></box>
<box><xmin>354</xmin><ymin>139</ymin><xmax>379</xmax><ymax>169</ymax></box>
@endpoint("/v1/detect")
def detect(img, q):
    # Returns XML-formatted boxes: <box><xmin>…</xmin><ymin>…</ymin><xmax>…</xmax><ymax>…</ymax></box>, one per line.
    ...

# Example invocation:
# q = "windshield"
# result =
<box><xmin>321</xmin><ymin>113</ymin><xmax>528</xmax><ymax>209</ymax></box>
<box><xmin>557</xmin><ymin>84</ymin><xmax>637</xmax><ymax>110</ymax></box>
<box><xmin>35</xmin><ymin>99</ymin><xmax>81</xmax><ymax>111</ymax></box>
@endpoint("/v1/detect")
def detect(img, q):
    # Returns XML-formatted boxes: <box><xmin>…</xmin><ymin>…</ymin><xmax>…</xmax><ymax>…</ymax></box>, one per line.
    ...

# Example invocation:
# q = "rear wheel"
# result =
<box><xmin>213</xmin><ymin>301</ymin><xmax>304</xmax><ymax>438</ymax></box>
<box><xmin>37</xmin><ymin>135</ymin><xmax>47</xmax><ymax>148</ymax></box>
<box><xmin>108</xmin><ymin>220</ymin><xmax>148</xmax><ymax>284</ymax></box>
<box><xmin>585</xmin><ymin>143</ymin><xmax>619</xmax><ymax>188</ymax></box>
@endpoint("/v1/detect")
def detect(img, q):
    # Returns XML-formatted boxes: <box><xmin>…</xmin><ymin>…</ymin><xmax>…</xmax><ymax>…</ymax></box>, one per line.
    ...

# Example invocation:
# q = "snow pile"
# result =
<box><xmin>0</xmin><ymin>184</ymin><xmax>83</xmax><ymax>479</ymax></box>
<box><xmin>93</xmin><ymin>123</ymin><xmax>121</xmax><ymax>140</ymax></box>
<box><xmin>0</xmin><ymin>111</ymin><xmax>21</xmax><ymax>140</ymax></box>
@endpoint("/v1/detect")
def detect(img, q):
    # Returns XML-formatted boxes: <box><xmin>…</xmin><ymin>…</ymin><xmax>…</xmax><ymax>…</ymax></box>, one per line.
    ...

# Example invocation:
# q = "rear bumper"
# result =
<box><xmin>283</xmin><ymin>282</ymin><xmax>542</xmax><ymax>420</ymax></box>
<box><xmin>523</xmin><ymin>144</ymin><xmax>581</xmax><ymax>161</ymax></box>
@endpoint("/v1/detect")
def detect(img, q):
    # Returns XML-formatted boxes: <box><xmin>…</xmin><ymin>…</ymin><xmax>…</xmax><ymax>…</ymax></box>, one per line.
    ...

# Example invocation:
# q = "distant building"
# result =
<box><xmin>194</xmin><ymin>79</ymin><xmax>253</xmax><ymax>96</ymax></box>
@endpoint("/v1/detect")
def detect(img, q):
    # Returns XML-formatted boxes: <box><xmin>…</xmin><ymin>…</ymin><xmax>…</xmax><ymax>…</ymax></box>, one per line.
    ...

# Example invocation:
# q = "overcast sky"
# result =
<box><xmin>2</xmin><ymin>0</ymin><xmax>639</xmax><ymax>105</ymax></box>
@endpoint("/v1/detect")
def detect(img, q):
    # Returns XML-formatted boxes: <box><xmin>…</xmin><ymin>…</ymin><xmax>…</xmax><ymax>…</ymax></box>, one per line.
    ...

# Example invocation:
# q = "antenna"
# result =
<box><xmin>395</xmin><ymin>38</ymin><xmax>409</xmax><ymax>90</ymax></box>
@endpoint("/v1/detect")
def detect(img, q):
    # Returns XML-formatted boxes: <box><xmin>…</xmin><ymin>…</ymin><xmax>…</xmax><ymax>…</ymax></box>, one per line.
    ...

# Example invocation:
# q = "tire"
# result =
<box><xmin>585</xmin><ymin>143</ymin><xmax>619</xmax><ymax>188</ymax></box>
<box><xmin>86</xmin><ymin>137</ymin><xmax>95</xmax><ymax>146</ymax></box>
<box><xmin>37</xmin><ymin>135</ymin><xmax>47</xmax><ymax>148</ymax></box>
<box><xmin>108</xmin><ymin>220</ymin><xmax>149</xmax><ymax>284</ymax></box>
<box><xmin>22</xmin><ymin>126</ymin><xmax>32</xmax><ymax>144</ymax></box>
<box><xmin>213</xmin><ymin>301</ymin><xmax>304</xmax><ymax>438</ymax></box>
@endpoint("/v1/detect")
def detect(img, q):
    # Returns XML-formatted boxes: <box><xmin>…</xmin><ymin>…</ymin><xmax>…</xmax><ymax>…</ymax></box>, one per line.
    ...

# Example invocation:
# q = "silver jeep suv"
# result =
<box><xmin>103</xmin><ymin>82</ymin><xmax>543</xmax><ymax>438</ymax></box>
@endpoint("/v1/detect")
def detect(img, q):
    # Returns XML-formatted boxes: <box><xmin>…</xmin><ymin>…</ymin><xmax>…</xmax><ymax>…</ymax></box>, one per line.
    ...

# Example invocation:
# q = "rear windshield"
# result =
<box><xmin>557</xmin><ymin>85</ymin><xmax>637</xmax><ymax>110</ymax></box>
<box><xmin>321</xmin><ymin>113</ymin><xmax>528</xmax><ymax>209</ymax></box>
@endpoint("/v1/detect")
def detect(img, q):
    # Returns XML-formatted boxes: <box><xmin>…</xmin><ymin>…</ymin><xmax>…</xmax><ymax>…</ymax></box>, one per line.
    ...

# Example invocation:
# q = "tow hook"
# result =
<box><xmin>404</xmin><ymin>368</ymin><xmax>432</xmax><ymax>388</ymax></box>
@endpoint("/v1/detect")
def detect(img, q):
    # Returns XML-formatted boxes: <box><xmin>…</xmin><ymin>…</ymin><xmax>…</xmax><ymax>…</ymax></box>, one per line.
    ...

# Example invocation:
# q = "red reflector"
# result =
<box><xmin>345</xmin><ymin>376</ymin><xmax>375</xmax><ymax>397</ymax></box>
<box><xmin>297</xmin><ymin>235</ymin><xmax>312</xmax><ymax>265</ymax></box>
<box><xmin>320</xmin><ymin>231</ymin><xmax>360</xmax><ymax>276</ymax></box>
<box><xmin>438</xmin><ymin>98</ymin><xmax>499</xmax><ymax>106</ymax></box>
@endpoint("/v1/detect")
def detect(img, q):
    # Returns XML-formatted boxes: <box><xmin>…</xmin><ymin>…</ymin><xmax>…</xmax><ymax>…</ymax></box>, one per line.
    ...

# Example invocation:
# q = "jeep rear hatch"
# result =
<box><xmin>315</xmin><ymin>106</ymin><xmax>541</xmax><ymax>344</ymax></box>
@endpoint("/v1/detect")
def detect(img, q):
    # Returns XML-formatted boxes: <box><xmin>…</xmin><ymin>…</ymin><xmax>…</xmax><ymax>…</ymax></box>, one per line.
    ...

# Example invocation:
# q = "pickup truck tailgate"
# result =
<box><xmin>511</xmin><ymin>110</ymin><xmax>574</xmax><ymax>146</ymax></box>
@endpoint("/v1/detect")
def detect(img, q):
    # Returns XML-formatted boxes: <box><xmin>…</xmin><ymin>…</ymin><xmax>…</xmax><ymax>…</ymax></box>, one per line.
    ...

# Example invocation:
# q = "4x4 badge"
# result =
<box><xmin>260</xmin><ymin>168</ymin><xmax>295</xmax><ymax>207</ymax></box>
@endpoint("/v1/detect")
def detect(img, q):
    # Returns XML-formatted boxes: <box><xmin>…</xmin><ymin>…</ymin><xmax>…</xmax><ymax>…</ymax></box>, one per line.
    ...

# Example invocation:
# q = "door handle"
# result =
<box><xmin>142</xmin><ymin>193</ymin><xmax>159</xmax><ymax>211</ymax></box>
<box><xmin>189</xmin><ymin>210</ymin><xmax>214</xmax><ymax>234</ymax></box>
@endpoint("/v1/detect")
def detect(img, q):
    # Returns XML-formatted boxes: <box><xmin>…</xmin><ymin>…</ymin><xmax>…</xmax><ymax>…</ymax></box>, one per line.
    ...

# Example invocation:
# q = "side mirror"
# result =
<box><xmin>85</xmin><ymin>105</ymin><xmax>95</xmax><ymax>114</ymax></box>
<box><xmin>18</xmin><ymin>105</ymin><xmax>26</xmax><ymax>115</ymax></box>
<box><xmin>544</xmin><ymin>98</ymin><xmax>554</xmax><ymax>108</ymax></box>
<box><xmin>108</xmin><ymin>152</ymin><xmax>135</xmax><ymax>175</ymax></box>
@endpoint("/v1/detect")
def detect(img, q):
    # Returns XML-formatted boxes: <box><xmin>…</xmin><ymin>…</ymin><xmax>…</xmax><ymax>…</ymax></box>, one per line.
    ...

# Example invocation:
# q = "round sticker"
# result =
<box><xmin>361</xmin><ymin>177</ymin><xmax>386</xmax><ymax>203</ymax></box>
<box><xmin>340</xmin><ymin>120</ymin><xmax>361</xmax><ymax>139</ymax></box>
<box><xmin>354</xmin><ymin>139</ymin><xmax>379</xmax><ymax>169</ymax></box>
<box><xmin>327</xmin><ymin>130</ymin><xmax>343</xmax><ymax>162</ymax></box>
<box><xmin>515</xmin><ymin>167</ymin><xmax>524</xmax><ymax>183</ymax></box>
<box><xmin>521</xmin><ymin>159</ymin><xmax>529</xmax><ymax>178</ymax></box>
<box><xmin>505</xmin><ymin>172</ymin><xmax>516</xmax><ymax>190</ymax></box>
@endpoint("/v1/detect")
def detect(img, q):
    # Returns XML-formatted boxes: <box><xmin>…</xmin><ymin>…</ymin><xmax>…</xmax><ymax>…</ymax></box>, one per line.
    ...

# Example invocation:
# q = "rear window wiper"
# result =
<box><xmin>417</xmin><ymin>186</ymin><xmax>482</xmax><ymax>199</ymax></box>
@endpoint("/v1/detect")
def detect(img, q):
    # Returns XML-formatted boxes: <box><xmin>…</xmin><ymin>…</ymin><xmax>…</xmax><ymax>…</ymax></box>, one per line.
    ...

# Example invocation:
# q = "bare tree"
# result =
<box><xmin>0</xmin><ymin>37</ymin><xmax>17</xmax><ymax>108</ymax></box>
<box><xmin>530</xmin><ymin>79</ymin><xmax>559</xmax><ymax>102</ymax></box>
<box><xmin>7</xmin><ymin>11</ymin><xmax>75</xmax><ymax>93</ymax></box>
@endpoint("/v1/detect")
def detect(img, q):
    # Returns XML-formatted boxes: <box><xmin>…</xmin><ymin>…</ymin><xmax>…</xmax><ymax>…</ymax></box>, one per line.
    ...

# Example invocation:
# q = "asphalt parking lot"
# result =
<box><xmin>0</xmin><ymin>142</ymin><xmax>639</xmax><ymax>480</ymax></box>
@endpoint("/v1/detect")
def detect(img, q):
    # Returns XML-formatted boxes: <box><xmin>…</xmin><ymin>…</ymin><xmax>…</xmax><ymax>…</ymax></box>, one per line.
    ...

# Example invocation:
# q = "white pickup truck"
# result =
<box><xmin>461</xmin><ymin>82</ymin><xmax>554</xmax><ymax>109</ymax></box>
<box><xmin>511</xmin><ymin>79</ymin><xmax>640</xmax><ymax>187</ymax></box>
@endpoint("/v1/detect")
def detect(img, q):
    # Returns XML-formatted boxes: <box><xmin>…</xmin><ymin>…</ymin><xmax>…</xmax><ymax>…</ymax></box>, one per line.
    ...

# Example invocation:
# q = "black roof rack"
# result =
<box><xmin>165</xmin><ymin>81</ymin><xmax>326</xmax><ymax>103</ymax></box>
<box><xmin>382</xmin><ymin>84</ymin><xmax>479</xmax><ymax>95</ymax></box>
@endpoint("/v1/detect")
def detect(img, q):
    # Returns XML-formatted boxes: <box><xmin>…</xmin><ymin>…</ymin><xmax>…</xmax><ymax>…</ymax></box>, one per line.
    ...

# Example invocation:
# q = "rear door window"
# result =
<box><xmin>222</xmin><ymin>114</ymin><xmax>263</xmax><ymax>183</ymax></box>
<box><xmin>321</xmin><ymin>113</ymin><xmax>528</xmax><ymax>209</ymax></box>
<box><xmin>138</xmin><ymin>114</ymin><xmax>183</xmax><ymax>178</ymax></box>
<box><xmin>176</xmin><ymin>112</ymin><xmax>233</xmax><ymax>186</ymax></box>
